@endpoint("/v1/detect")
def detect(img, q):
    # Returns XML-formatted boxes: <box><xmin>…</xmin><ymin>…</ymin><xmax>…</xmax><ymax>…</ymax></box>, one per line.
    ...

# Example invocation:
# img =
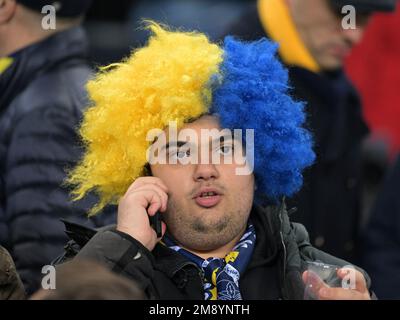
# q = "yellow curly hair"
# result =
<box><xmin>67</xmin><ymin>22</ymin><xmax>224</xmax><ymax>215</ymax></box>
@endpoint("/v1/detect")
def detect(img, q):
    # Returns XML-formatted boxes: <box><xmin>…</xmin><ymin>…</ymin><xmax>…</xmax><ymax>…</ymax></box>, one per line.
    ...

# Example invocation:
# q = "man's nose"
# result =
<box><xmin>193</xmin><ymin>163</ymin><xmax>220</xmax><ymax>181</ymax></box>
<box><xmin>343</xmin><ymin>25</ymin><xmax>367</xmax><ymax>46</ymax></box>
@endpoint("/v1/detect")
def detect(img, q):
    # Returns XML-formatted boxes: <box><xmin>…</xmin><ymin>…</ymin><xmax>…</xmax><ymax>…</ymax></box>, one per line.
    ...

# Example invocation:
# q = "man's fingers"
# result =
<box><xmin>317</xmin><ymin>286</ymin><xmax>370</xmax><ymax>300</ymax></box>
<box><xmin>303</xmin><ymin>270</ymin><xmax>329</xmax><ymax>297</ymax></box>
<box><xmin>126</xmin><ymin>177</ymin><xmax>169</xmax><ymax>194</ymax></box>
<box><xmin>122</xmin><ymin>188</ymin><xmax>163</xmax><ymax>216</ymax></box>
<box><xmin>337</xmin><ymin>267</ymin><xmax>368</xmax><ymax>293</ymax></box>
<box><xmin>147</xmin><ymin>200</ymin><xmax>163</xmax><ymax>216</ymax></box>
<box><xmin>140</xmin><ymin>184</ymin><xmax>168</xmax><ymax>212</ymax></box>
<box><xmin>126</xmin><ymin>184</ymin><xmax>168</xmax><ymax>212</ymax></box>
<box><xmin>138</xmin><ymin>188</ymin><xmax>165</xmax><ymax>215</ymax></box>
<box><xmin>159</xmin><ymin>221</ymin><xmax>167</xmax><ymax>238</ymax></box>
<box><xmin>303</xmin><ymin>268</ymin><xmax>371</xmax><ymax>300</ymax></box>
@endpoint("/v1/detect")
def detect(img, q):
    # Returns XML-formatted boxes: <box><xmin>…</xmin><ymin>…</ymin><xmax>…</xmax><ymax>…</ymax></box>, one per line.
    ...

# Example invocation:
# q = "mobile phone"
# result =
<box><xmin>149</xmin><ymin>211</ymin><xmax>162</xmax><ymax>238</ymax></box>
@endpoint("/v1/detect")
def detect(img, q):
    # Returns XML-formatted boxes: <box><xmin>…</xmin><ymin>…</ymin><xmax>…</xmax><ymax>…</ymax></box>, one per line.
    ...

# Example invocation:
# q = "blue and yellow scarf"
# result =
<box><xmin>163</xmin><ymin>224</ymin><xmax>256</xmax><ymax>300</ymax></box>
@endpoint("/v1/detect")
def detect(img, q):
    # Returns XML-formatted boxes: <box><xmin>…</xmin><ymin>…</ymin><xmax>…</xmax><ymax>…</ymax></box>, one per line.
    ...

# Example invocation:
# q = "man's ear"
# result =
<box><xmin>0</xmin><ymin>0</ymin><xmax>17</xmax><ymax>25</ymax></box>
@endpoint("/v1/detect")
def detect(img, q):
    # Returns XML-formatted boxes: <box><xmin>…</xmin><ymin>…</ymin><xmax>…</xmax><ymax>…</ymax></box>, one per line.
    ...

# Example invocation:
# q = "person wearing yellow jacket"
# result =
<box><xmin>225</xmin><ymin>0</ymin><xmax>397</xmax><ymax>262</ymax></box>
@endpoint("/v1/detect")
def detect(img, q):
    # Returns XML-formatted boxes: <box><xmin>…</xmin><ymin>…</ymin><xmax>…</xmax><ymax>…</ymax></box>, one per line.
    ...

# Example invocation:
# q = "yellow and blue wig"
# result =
<box><xmin>68</xmin><ymin>22</ymin><xmax>315</xmax><ymax>215</ymax></box>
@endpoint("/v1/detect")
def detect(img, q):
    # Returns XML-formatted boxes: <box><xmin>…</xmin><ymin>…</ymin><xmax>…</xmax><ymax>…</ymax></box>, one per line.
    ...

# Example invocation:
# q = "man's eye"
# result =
<box><xmin>218</xmin><ymin>145</ymin><xmax>233</xmax><ymax>155</ymax></box>
<box><xmin>170</xmin><ymin>149</ymin><xmax>190</xmax><ymax>159</ymax></box>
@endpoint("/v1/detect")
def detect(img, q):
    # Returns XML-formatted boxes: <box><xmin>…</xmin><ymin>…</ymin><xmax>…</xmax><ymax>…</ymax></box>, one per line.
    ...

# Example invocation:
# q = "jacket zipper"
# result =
<box><xmin>278</xmin><ymin>204</ymin><xmax>288</xmax><ymax>284</ymax></box>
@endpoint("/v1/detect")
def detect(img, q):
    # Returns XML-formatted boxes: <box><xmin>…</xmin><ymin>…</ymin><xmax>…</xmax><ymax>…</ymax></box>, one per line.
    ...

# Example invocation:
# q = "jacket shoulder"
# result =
<box><xmin>0</xmin><ymin>62</ymin><xmax>91</xmax><ymax>143</ymax></box>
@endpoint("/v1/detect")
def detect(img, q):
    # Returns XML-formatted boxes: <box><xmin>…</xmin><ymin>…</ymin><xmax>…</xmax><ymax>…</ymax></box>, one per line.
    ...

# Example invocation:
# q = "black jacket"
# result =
<box><xmin>0</xmin><ymin>27</ymin><xmax>115</xmax><ymax>295</ymax></box>
<box><xmin>59</xmin><ymin>203</ymin><xmax>372</xmax><ymax>300</ymax></box>
<box><xmin>224</xmin><ymin>5</ymin><xmax>369</xmax><ymax>262</ymax></box>
<box><xmin>362</xmin><ymin>156</ymin><xmax>400</xmax><ymax>299</ymax></box>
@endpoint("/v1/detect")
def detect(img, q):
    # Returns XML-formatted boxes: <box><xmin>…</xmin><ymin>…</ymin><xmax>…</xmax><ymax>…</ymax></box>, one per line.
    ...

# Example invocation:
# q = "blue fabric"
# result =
<box><xmin>163</xmin><ymin>223</ymin><xmax>256</xmax><ymax>300</ymax></box>
<box><xmin>211</xmin><ymin>37</ymin><xmax>315</xmax><ymax>204</ymax></box>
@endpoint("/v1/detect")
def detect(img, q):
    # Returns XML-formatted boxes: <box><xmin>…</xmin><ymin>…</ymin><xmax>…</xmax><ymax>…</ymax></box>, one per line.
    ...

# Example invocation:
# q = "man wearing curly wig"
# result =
<box><xmin>62</xmin><ymin>22</ymin><xmax>373</xmax><ymax>300</ymax></box>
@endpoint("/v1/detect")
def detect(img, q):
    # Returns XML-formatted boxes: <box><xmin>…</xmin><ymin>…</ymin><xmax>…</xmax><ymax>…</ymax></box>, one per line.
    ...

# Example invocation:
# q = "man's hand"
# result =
<box><xmin>302</xmin><ymin>267</ymin><xmax>371</xmax><ymax>300</ymax></box>
<box><xmin>117</xmin><ymin>177</ymin><xmax>168</xmax><ymax>251</ymax></box>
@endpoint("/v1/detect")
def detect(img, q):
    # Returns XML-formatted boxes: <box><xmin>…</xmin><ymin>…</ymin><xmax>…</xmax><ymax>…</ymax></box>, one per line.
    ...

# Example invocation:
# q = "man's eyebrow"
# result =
<box><xmin>161</xmin><ymin>141</ymin><xmax>191</xmax><ymax>151</ymax></box>
<box><xmin>214</xmin><ymin>132</ymin><xmax>234</xmax><ymax>144</ymax></box>
<box><xmin>160</xmin><ymin>133</ymin><xmax>236</xmax><ymax>150</ymax></box>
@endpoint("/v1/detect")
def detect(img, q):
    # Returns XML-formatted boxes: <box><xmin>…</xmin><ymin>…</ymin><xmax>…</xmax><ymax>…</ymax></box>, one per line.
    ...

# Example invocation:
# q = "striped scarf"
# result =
<box><xmin>163</xmin><ymin>223</ymin><xmax>256</xmax><ymax>300</ymax></box>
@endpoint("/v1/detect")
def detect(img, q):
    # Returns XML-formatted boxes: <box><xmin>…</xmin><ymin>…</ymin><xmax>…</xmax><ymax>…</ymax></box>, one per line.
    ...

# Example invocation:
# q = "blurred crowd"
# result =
<box><xmin>0</xmin><ymin>0</ymin><xmax>399</xmax><ymax>300</ymax></box>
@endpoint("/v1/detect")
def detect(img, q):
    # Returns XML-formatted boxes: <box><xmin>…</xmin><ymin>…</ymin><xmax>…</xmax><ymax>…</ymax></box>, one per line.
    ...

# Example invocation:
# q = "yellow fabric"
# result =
<box><xmin>67</xmin><ymin>22</ymin><xmax>224</xmax><ymax>215</ymax></box>
<box><xmin>0</xmin><ymin>57</ymin><xmax>13</xmax><ymax>75</ymax></box>
<box><xmin>211</xmin><ymin>268</ymin><xmax>219</xmax><ymax>286</ymax></box>
<box><xmin>209</xmin><ymin>286</ymin><xmax>217</xmax><ymax>300</ymax></box>
<box><xmin>258</xmin><ymin>0</ymin><xmax>320</xmax><ymax>72</ymax></box>
<box><xmin>224</xmin><ymin>251</ymin><xmax>239</xmax><ymax>263</ymax></box>
<box><xmin>210</xmin><ymin>267</ymin><xmax>219</xmax><ymax>299</ymax></box>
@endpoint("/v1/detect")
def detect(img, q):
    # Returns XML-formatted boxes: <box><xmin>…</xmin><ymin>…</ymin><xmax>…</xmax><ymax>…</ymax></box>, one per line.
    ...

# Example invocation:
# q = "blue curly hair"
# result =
<box><xmin>211</xmin><ymin>36</ymin><xmax>315</xmax><ymax>203</ymax></box>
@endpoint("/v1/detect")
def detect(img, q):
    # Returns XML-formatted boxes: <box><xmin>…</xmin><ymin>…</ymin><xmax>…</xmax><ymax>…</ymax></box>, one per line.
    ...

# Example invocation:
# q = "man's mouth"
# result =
<box><xmin>329</xmin><ymin>45</ymin><xmax>351</xmax><ymax>59</ymax></box>
<box><xmin>193</xmin><ymin>188</ymin><xmax>222</xmax><ymax>208</ymax></box>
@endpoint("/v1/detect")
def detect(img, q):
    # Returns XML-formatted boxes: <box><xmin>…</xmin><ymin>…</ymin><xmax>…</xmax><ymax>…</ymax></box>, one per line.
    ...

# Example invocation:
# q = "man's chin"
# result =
<box><xmin>319</xmin><ymin>56</ymin><xmax>344</xmax><ymax>71</ymax></box>
<box><xmin>180</xmin><ymin>233</ymin><xmax>233</xmax><ymax>252</ymax></box>
<box><xmin>191</xmin><ymin>209</ymin><xmax>228</xmax><ymax>228</ymax></box>
<box><xmin>190</xmin><ymin>213</ymin><xmax>230</xmax><ymax>234</ymax></box>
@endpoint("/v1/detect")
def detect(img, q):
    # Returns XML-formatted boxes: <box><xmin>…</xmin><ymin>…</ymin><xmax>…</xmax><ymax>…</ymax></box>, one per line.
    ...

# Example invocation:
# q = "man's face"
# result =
<box><xmin>150</xmin><ymin>115</ymin><xmax>255</xmax><ymax>251</ymax></box>
<box><xmin>287</xmin><ymin>0</ymin><xmax>371</xmax><ymax>70</ymax></box>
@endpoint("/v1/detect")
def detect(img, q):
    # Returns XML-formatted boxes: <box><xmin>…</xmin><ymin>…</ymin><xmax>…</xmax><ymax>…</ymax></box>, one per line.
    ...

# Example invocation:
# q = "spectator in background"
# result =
<box><xmin>362</xmin><ymin>155</ymin><xmax>400</xmax><ymax>299</ymax></box>
<box><xmin>346</xmin><ymin>6</ymin><xmax>400</xmax><ymax>159</ymax></box>
<box><xmin>0</xmin><ymin>0</ymin><xmax>115</xmax><ymax>295</ymax></box>
<box><xmin>128</xmin><ymin>0</ymin><xmax>254</xmax><ymax>45</ymax></box>
<box><xmin>30</xmin><ymin>260</ymin><xmax>145</xmax><ymax>300</ymax></box>
<box><xmin>81</xmin><ymin>0</ymin><xmax>255</xmax><ymax>66</ymax></box>
<box><xmin>224</xmin><ymin>0</ymin><xmax>397</xmax><ymax>262</ymax></box>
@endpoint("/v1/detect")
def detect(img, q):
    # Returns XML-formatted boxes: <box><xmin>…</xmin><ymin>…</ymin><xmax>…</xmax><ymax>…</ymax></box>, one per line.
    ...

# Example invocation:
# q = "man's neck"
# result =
<box><xmin>1</xmin><ymin>28</ymin><xmax>49</xmax><ymax>57</ymax></box>
<box><xmin>0</xmin><ymin>22</ymin><xmax>75</xmax><ymax>57</ymax></box>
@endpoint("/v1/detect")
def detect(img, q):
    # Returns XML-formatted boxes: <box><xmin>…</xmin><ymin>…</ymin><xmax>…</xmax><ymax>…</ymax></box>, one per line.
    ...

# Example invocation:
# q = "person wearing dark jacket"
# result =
<box><xmin>361</xmin><ymin>156</ymin><xmax>400</xmax><ymax>299</ymax></box>
<box><xmin>0</xmin><ymin>0</ymin><xmax>115</xmax><ymax>294</ymax></box>
<box><xmin>61</xmin><ymin>23</ymin><xmax>373</xmax><ymax>300</ymax></box>
<box><xmin>223</xmin><ymin>0</ymin><xmax>397</xmax><ymax>263</ymax></box>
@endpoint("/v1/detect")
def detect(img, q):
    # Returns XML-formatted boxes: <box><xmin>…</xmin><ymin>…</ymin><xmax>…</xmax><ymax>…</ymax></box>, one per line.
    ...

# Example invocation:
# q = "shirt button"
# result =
<box><xmin>314</xmin><ymin>236</ymin><xmax>325</xmax><ymax>248</ymax></box>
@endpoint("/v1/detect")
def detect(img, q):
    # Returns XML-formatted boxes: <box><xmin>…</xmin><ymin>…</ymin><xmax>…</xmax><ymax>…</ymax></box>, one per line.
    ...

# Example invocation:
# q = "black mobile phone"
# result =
<box><xmin>149</xmin><ymin>211</ymin><xmax>162</xmax><ymax>238</ymax></box>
